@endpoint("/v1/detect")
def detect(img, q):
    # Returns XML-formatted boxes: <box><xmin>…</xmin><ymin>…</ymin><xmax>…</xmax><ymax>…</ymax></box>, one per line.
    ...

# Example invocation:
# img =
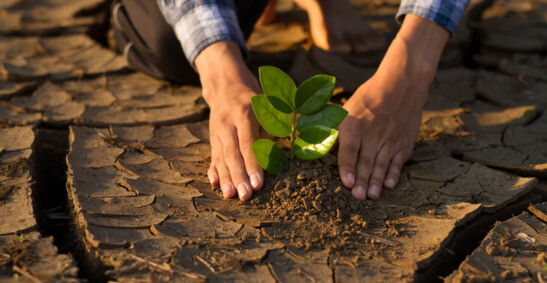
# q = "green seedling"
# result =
<box><xmin>251</xmin><ymin>66</ymin><xmax>348</xmax><ymax>174</ymax></box>
<box><xmin>16</xmin><ymin>234</ymin><xmax>24</xmax><ymax>242</ymax></box>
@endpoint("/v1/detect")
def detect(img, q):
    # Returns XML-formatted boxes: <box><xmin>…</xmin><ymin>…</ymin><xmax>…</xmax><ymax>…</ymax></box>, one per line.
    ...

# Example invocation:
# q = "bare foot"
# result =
<box><xmin>294</xmin><ymin>0</ymin><xmax>385</xmax><ymax>54</ymax></box>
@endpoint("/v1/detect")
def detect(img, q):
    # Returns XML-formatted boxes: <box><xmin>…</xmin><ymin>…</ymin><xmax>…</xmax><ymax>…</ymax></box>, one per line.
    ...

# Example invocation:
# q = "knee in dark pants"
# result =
<box><xmin>111</xmin><ymin>0</ymin><xmax>199</xmax><ymax>84</ymax></box>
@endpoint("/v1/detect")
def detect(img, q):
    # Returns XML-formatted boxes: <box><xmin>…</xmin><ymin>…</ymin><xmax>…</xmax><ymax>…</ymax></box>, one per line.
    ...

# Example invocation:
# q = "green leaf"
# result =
<box><xmin>294</xmin><ymin>125</ymin><xmax>339</xmax><ymax>160</ymax></box>
<box><xmin>252</xmin><ymin>139</ymin><xmax>288</xmax><ymax>174</ymax></box>
<box><xmin>259</xmin><ymin>66</ymin><xmax>297</xmax><ymax>112</ymax></box>
<box><xmin>251</xmin><ymin>94</ymin><xmax>291</xmax><ymax>138</ymax></box>
<box><xmin>297</xmin><ymin>104</ymin><xmax>348</xmax><ymax>132</ymax></box>
<box><xmin>295</xmin><ymin>75</ymin><xmax>336</xmax><ymax>114</ymax></box>
<box><xmin>267</xmin><ymin>95</ymin><xmax>292</xmax><ymax>113</ymax></box>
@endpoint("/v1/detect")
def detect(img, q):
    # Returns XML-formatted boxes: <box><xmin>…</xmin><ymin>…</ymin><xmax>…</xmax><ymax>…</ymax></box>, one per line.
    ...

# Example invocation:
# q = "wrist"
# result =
<box><xmin>195</xmin><ymin>41</ymin><xmax>258</xmax><ymax>102</ymax></box>
<box><xmin>394</xmin><ymin>14</ymin><xmax>450</xmax><ymax>85</ymax></box>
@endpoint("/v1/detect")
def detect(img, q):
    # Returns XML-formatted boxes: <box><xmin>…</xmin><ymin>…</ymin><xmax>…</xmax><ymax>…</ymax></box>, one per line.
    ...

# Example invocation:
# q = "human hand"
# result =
<box><xmin>337</xmin><ymin>15</ymin><xmax>450</xmax><ymax>200</ymax></box>
<box><xmin>337</xmin><ymin>75</ymin><xmax>423</xmax><ymax>200</ymax></box>
<box><xmin>195</xmin><ymin>41</ymin><xmax>264</xmax><ymax>201</ymax></box>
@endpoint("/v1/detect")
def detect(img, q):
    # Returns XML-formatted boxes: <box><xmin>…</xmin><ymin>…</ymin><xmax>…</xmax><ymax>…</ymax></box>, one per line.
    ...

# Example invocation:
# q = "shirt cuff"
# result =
<box><xmin>395</xmin><ymin>0</ymin><xmax>470</xmax><ymax>35</ymax></box>
<box><xmin>168</xmin><ymin>3</ymin><xmax>248</xmax><ymax>69</ymax></box>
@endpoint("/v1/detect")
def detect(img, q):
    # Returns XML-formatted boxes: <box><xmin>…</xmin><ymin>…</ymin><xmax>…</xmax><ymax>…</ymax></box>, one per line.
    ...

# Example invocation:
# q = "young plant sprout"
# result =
<box><xmin>251</xmin><ymin>66</ymin><xmax>348</xmax><ymax>174</ymax></box>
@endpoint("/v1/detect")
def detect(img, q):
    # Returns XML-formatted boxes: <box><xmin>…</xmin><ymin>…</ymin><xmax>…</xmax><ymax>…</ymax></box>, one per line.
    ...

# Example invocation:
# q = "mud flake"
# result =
<box><xmin>463</xmin><ymin>147</ymin><xmax>527</xmax><ymax>167</ymax></box>
<box><xmin>459</xmin><ymin>101</ymin><xmax>538</xmax><ymax>134</ymax></box>
<box><xmin>145</xmin><ymin>125</ymin><xmax>200</xmax><ymax>149</ymax></box>
<box><xmin>83</xmin><ymin>212</ymin><xmax>168</xmax><ymax>229</ymax></box>
<box><xmin>85</xmin><ymin>225</ymin><xmax>151</xmax><ymax>249</ymax></box>
<box><xmin>44</xmin><ymin>100</ymin><xmax>85</xmax><ymax>124</ymax></box>
<box><xmin>111</xmin><ymin>126</ymin><xmax>155</xmax><ymax>144</ymax></box>
<box><xmin>0</xmin><ymin>127</ymin><xmax>34</xmax><ymax>151</ymax></box>
<box><xmin>440</xmin><ymin>163</ymin><xmax>536</xmax><ymax>213</ymax></box>
<box><xmin>75</xmin><ymin>89</ymin><xmax>116</xmax><ymax>107</ymax></box>
<box><xmin>149</xmin><ymin>143</ymin><xmax>211</xmax><ymax>162</ymax></box>
<box><xmin>161</xmin><ymin>213</ymin><xmax>242</xmax><ymax>239</ymax></box>
<box><xmin>407</xmin><ymin>156</ymin><xmax>470</xmax><ymax>182</ymax></box>
<box><xmin>82</xmin><ymin>103</ymin><xmax>205</xmax><ymax>127</ymax></box>
<box><xmin>152</xmin><ymin>196</ymin><xmax>200</xmax><ymax>221</ymax></box>
<box><xmin>121</xmin><ymin>178</ymin><xmax>202</xmax><ymax>199</ymax></box>
<box><xmin>186</xmin><ymin>120</ymin><xmax>210</xmax><ymax>143</ymax></box>
<box><xmin>393</xmin><ymin>216</ymin><xmax>457</xmax><ymax>270</ymax></box>
<box><xmin>79</xmin><ymin>195</ymin><xmax>157</xmax><ymax>216</ymax></box>
<box><xmin>446</xmin><ymin>213</ymin><xmax>546</xmax><ymax>282</ymax></box>
<box><xmin>503</xmin><ymin>125</ymin><xmax>539</xmax><ymax>147</ymax></box>
<box><xmin>68</xmin><ymin>147</ymin><xmax>124</xmax><ymax>169</ymax></box>
<box><xmin>116</xmin><ymin>156</ymin><xmax>193</xmax><ymax>185</ymax></box>
<box><xmin>410</xmin><ymin>142</ymin><xmax>451</xmax><ymax>163</ymax></box>
<box><xmin>0</xmin><ymin>79</ymin><xmax>34</xmax><ymax>100</ymax></box>
<box><xmin>69</xmin><ymin>127</ymin><xmax>108</xmax><ymax>149</ymax></box>
<box><xmin>476</xmin><ymin>70</ymin><xmax>538</xmax><ymax>107</ymax></box>
<box><xmin>12</xmin><ymin>82</ymin><xmax>71</xmax><ymax>111</ymax></box>
<box><xmin>0</xmin><ymin>184</ymin><xmax>36</xmax><ymax>235</ymax></box>
<box><xmin>429</xmin><ymin>67</ymin><xmax>476</xmax><ymax>103</ymax></box>
<box><xmin>439</xmin><ymin>203</ymin><xmax>483</xmax><ymax>227</ymax></box>
<box><xmin>0</xmin><ymin>104</ymin><xmax>42</xmax><ymax>125</ymax></box>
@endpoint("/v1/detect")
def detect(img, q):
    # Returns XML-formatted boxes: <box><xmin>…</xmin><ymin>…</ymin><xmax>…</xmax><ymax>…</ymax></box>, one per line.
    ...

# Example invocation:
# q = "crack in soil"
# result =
<box><xmin>31</xmin><ymin>127</ymin><xmax>110</xmax><ymax>282</ymax></box>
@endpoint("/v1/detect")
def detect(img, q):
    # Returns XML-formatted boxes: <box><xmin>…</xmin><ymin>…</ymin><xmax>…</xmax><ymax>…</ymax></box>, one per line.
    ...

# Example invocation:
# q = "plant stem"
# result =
<box><xmin>290</xmin><ymin>111</ymin><xmax>296</xmax><ymax>161</ymax></box>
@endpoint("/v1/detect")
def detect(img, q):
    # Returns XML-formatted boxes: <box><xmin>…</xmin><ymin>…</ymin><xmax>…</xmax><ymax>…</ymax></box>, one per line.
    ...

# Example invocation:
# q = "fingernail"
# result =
<box><xmin>208</xmin><ymin>173</ymin><xmax>217</xmax><ymax>185</ymax></box>
<box><xmin>353</xmin><ymin>185</ymin><xmax>367</xmax><ymax>200</ymax></box>
<box><xmin>250</xmin><ymin>174</ymin><xmax>260</xmax><ymax>190</ymax></box>
<box><xmin>237</xmin><ymin>183</ymin><xmax>251</xmax><ymax>201</ymax></box>
<box><xmin>369</xmin><ymin>184</ymin><xmax>381</xmax><ymax>199</ymax></box>
<box><xmin>386</xmin><ymin>178</ymin><xmax>396</xmax><ymax>189</ymax></box>
<box><xmin>221</xmin><ymin>182</ymin><xmax>235</xmax><ymax>199</ymax></box>
<box><xmin>345</xmin><ymin>172</ymin><xmax>355</xmax><ymax>187</ymax></box>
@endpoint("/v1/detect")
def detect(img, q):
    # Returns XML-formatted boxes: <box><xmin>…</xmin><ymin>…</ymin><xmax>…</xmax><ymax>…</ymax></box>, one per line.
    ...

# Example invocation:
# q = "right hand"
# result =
<box><xmin>195</xmin><ymin>41</ymin><xmax>264</xmax><ymax>201</ymax></box>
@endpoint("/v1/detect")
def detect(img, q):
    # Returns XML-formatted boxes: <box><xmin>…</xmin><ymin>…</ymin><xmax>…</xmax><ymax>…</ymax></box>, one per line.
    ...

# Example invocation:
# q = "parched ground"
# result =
<box><xmin>0</xmin><ymin>0</ymin><xmax>546</xmax><ymax>282</ymax></box>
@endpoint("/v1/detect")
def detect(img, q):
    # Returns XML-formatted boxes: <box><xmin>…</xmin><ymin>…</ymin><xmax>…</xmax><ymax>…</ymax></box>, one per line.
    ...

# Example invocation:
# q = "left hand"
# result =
<box><xmin>337</xmin><ymin>73</ymin><xmax>424</xmax><ymax>200</ymax></box>
<box><xmin>336</xmin><ymin>14</ymin><xmax>450</xmax><ymax>200</ymax></box>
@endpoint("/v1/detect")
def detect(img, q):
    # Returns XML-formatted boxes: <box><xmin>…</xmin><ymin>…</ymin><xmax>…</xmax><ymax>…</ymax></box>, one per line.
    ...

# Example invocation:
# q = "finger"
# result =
<box><xmin>367</xmin><ymin>145</ymin><xmax>393</xmax><ymax>200</ymax></box>
<box><xmin>207</xmin><ymin>164</ymin><xmax>219</xmax><ymax>186</ymax></box>
<box><xmin>211</xmin><ymin>136</ymin><xmax>236</xmax><ymax>199</ymax></box>
<box><xmin>337</xmin><ymin>124</ymin><xmax>359</xmax><ymax>189</ymax></box>
<box><xmin>384</xmin><ymin>150</ymin><xmax>408</xmax><ymax>190</ymax></box>
<box><xmin>219</xmin><ymin>127</ymin><xmax>253</xmax><ymax>201</ymax></box>
<box><xmin>237</xmin><ymin>120</ymin><xmax>264</xmax><ymax>191</ymax></box>
<box><xmin>352</xmin><ymin>141</ymin><xmax>377</xmax><ymax>200</ymax></box>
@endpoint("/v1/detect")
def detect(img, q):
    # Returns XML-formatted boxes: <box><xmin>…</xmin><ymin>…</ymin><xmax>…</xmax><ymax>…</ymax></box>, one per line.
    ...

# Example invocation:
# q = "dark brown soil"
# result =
<box><xmin>0</xmin><ymin>238</ymin><xmax>35</xmax><ymax>274</ymax></box>
<box><xmin>249</xmin><ymin>155</ymin><xmax>377</xmax><ymax>251</ymax></box>
<box><xmin>0</xmin><ymin>158</ymin><xmax>27</xmax><ymax>177</ymax></box>
<box><xmin>0</xmin><ymin>186</ymin><xmax>15</xmax><ymax>201</ymax></box>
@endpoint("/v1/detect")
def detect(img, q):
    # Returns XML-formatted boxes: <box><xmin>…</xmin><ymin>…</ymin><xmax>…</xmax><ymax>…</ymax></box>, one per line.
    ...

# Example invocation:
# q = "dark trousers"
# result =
<box><xmin>112</xmin><ymin>0</ymin><xmax>267</xmax><ymax>84</ymax></box>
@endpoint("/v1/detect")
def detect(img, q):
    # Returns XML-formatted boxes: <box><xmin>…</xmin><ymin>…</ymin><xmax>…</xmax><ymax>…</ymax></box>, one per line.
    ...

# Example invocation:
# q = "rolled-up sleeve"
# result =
<box><xmin>157</xmin><ymin>0</ymin><xmax>247</xmax><ymax>68</ymax></box>
<box><xmin>396</xmin><ymin>0</ymin><xmax>471</xmax><ymax>34</ymax></box>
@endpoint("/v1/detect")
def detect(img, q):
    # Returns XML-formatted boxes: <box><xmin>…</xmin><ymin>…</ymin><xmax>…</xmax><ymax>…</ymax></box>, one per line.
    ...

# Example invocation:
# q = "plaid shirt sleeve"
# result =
<box><xmin>157</xmin><ymin>0</ymin><xmax>247</xmax><ymax>68</ymax></box>
<box><xmin>396</xmin><ymin>0</ymin><xmax>471</xmax><ymax>34</ymax></box>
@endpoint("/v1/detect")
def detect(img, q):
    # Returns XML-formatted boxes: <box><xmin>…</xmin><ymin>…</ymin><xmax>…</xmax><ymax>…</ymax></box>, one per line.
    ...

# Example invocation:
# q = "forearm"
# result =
<box><xmin>372</xmin><ymin>14</ymin><xmax>450</xmax><ymax>109</ymax></box>
<box><xmin>195</xmin><ymin>40</ymin><xmax>259</xmax><ymax>105</ymax></box>
<box><xmin>157</xmin><ymin>0</ymin><xmax>248</xmax><ymax>68</ymax></box>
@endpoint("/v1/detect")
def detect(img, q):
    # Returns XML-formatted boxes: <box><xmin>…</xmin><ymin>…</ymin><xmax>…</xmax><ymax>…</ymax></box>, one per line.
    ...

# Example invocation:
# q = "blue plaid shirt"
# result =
<box><xmin>157</xmin><ymin>0</ymin><xmax>470</xmax><ymax>67</ymax></box>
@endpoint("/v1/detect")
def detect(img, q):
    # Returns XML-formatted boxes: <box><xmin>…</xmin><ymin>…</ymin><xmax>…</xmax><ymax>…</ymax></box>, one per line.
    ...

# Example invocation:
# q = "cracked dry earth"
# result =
<box><xmin>0</xmin><ymin>0</ymin><xmax>546</xmax><ymax>282</ymax></box>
